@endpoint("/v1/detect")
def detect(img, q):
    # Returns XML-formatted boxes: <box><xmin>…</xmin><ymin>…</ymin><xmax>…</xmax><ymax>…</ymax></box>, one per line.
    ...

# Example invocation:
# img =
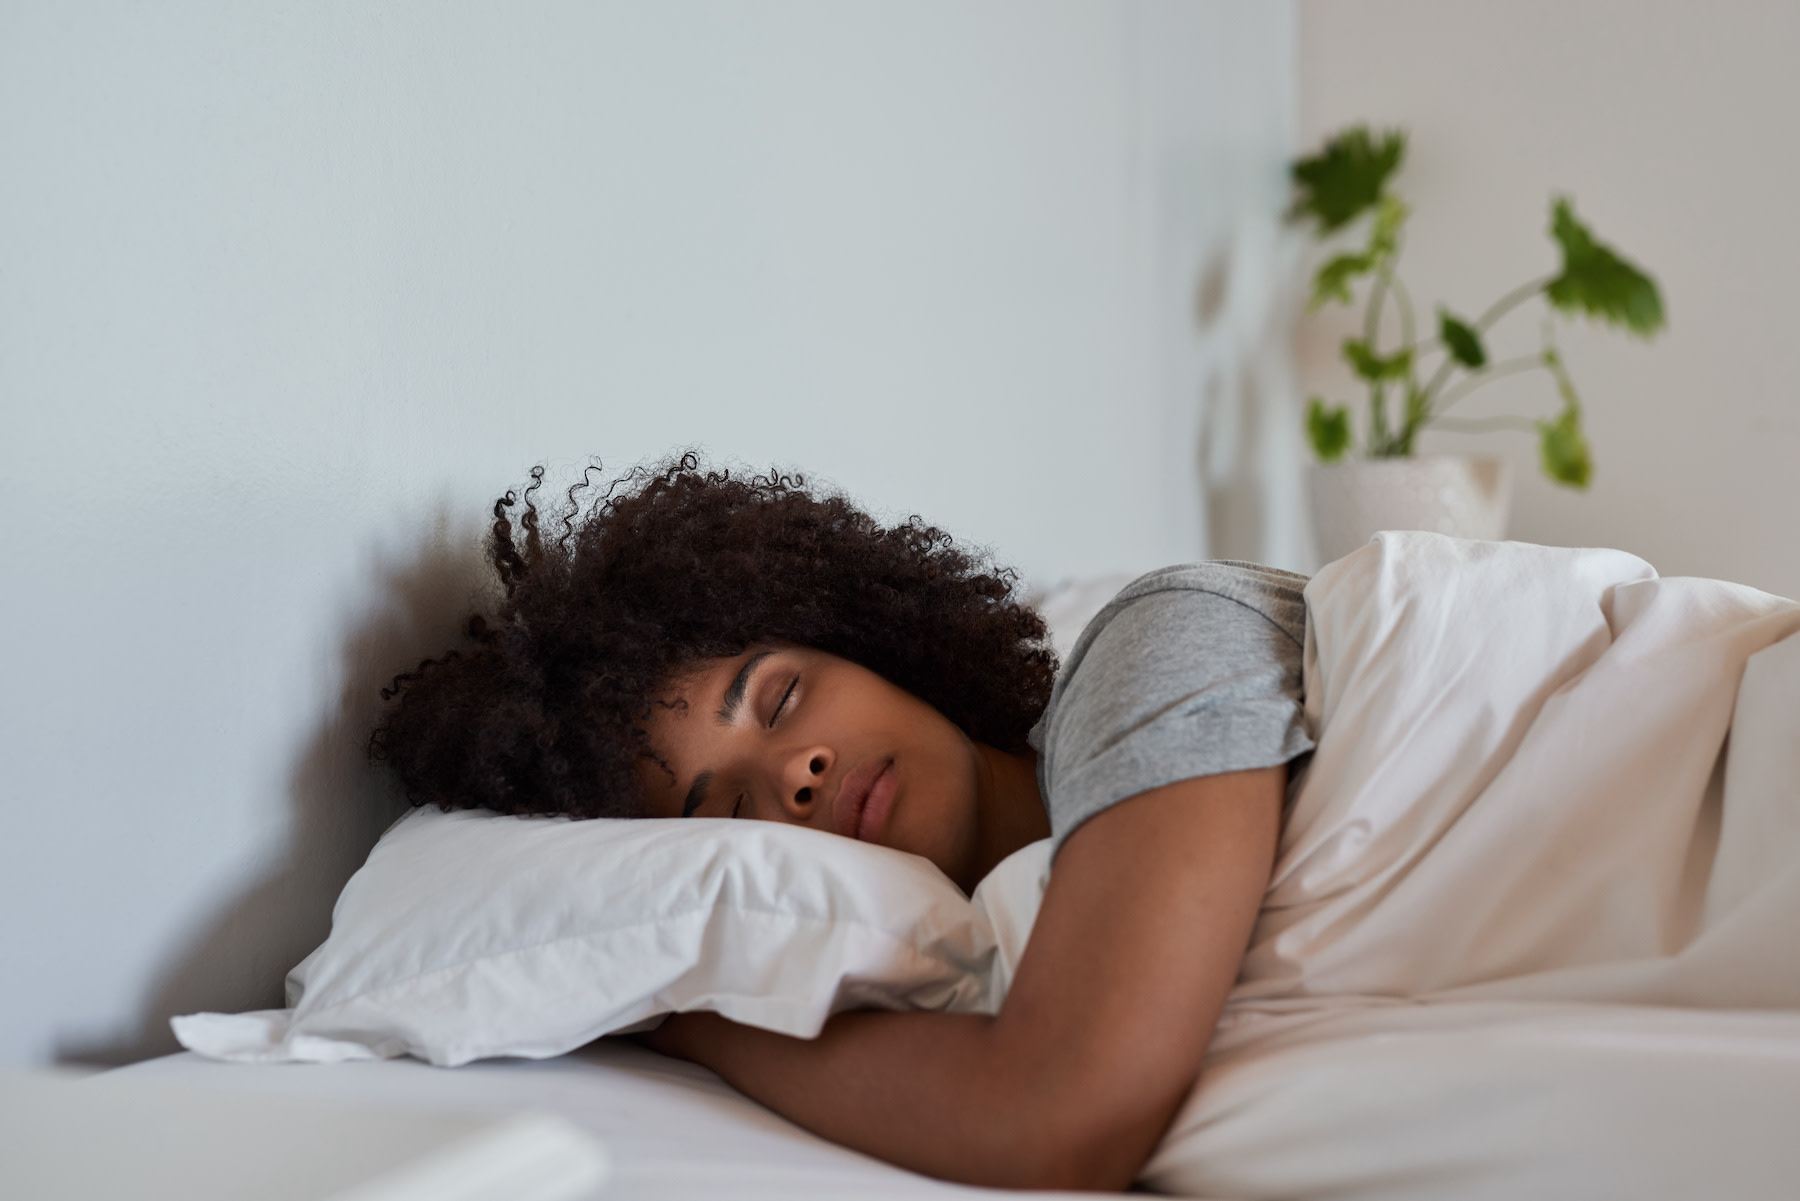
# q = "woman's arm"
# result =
<box><xmin>645</xmin><ymin>764</ymin><xmax>1285</xmax><ymax>1191</ymax></box>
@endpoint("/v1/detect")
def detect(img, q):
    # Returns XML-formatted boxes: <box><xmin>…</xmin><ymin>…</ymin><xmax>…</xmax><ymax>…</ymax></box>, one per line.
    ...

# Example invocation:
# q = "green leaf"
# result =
<box><xmin>1367</xmin><ymin>194</ymin><xmax>1408</xmax><ymax>259</ymax></box>
<box><xmin>1437</xmin><ymin>307</ymin><xmax>1487</xmax><ymax>368</ymax></box>
<box><xmin>1544</xmin><ymin>197</ymin><xmax>1666</xmax><ymax>337</ymax></box>
<box><xmin>1307</xmin><ymin>397</ymin><xmax>1351</xmax><ymax>461</ymax></box>
<box><xmin>1343</xmin><ymin>338</ymin><xmax>1413</xmax><ymax>383</ymax></box>
<box><xmin>1307</xmin><ymin>196</ymin><xmax>1410</xmax><ymax>310</ymax></box>
<box><xmin>1289</xmin><ymin>126</ymin><xmax>1408</xmax><ymax>234</ymax></box>
<box><xmin>1538</xmin><ymin>347</ymin><xmax>1592</xmax><ymax>488</ymax></box>
<box><xmin>1538</xmin><ymin>404</ymin><xmax>1592</xmax><ymax>488</ymax></box>
<box><xmin>1311</xmin><ymin>252</ymin><xmax>1371</xmax><ymax>308</ymax></box>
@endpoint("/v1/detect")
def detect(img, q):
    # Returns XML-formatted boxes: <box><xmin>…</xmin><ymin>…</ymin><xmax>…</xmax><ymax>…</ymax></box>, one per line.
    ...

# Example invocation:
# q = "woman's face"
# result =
<box><xmin>637</xmin><ymin>645</ymin><xmax>988</xmax><ymax>887</ymax></box>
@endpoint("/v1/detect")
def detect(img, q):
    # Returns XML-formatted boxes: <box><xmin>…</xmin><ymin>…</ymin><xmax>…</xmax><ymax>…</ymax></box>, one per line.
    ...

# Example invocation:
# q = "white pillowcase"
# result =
<box><xmin>173</xmin><ymin>807</ymin><xmax>1051</xmax><ymax>1067</ymax></box>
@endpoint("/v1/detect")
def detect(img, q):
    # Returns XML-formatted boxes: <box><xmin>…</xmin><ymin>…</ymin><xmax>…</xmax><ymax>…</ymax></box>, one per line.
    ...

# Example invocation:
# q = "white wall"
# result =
<box><xmin>0</xmin><ymin>2</ymin><xmax>1295</xmax><ymax>1065</ymax></box>
<box><xmin>1297</xmin><ymin>0</ymin><xmax>1800</xmax><ymax>598</ymax></box>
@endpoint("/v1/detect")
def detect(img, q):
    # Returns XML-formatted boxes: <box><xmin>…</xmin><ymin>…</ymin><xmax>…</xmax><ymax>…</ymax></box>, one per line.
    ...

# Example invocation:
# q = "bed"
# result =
<box><xmin>144</xmin><ymin>533</ymin><xmax>1800</xmax><ymax>1199</ymax></box>
<box><xmin>116</xmin><ymin>1002</ymin><xmax>1800</xmax><ymax>1200</ymax></box>
<box><xmin>112</xmin><ymin>1041</ymin><xmax>1056</xmax><ymax>1200</ymax></box>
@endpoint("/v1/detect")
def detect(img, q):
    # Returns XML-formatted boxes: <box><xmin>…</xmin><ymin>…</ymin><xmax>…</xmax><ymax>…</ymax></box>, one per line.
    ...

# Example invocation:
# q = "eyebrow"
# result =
<box><xmin>716</xmin><ymin>650</ymin><xmax>774</xmax><ymax>725</ymax></box>
<box><xmin>680</xmin><ymin>651</ymin><xmax>775</xmax><ymax>818</ymax></box>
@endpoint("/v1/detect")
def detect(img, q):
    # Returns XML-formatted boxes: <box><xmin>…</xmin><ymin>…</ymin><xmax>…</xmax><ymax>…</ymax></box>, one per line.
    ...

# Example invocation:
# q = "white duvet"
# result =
<box><xmin>1110</xmin><ymin>532</ymin><xmax>1800</xmax><ymax>1199</ymax></box>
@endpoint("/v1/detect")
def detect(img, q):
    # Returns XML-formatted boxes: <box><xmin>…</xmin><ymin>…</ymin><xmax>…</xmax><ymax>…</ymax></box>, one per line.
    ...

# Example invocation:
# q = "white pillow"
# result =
<box><xmin>173</xmin><ymin>807</ymin><xmax>1051</xmax><ymax>1067</ymax></box>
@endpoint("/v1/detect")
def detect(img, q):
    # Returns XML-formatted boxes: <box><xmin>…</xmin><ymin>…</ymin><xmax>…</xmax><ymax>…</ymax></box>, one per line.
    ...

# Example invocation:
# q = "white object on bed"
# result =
<box><xmin>114</xmin><ymin>1044</ymin><xmax>1083</xmax><ymax>1201</ymax></box>
<box><xmin>127</xmin><ymin>1005</ymin><xmax>1800</xmax><ymax>1201</ymax></box>
<box><xmin>1139</xmin><ymin>531</ymin><xmax>1800</xmax><ymax>1198</ymax></box>
<box><xmin>1146</xmin><ymin>1000</ymin><xmax>1800</xmax><ymax>1200</ymax></box>
<box><xmin>174</xmin><ymin>810</ymin><xmax>1053</xmax><ymax>1067</ymax></box>
<box><xmin>1</xmin><ymin>1065</ymin><xmax>609</xmax><ymax>1201</ymax></box>
<box><xmin>1240</xmin><ymin>530</ymin><xmax>1800</xmax><ymax>1010</ymax></box>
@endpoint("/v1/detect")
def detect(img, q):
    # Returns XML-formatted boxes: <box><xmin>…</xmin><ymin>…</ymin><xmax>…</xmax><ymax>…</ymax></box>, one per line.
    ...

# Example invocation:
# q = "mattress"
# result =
<box><xmin>122</xmin><ymin>1005</ymin><xmax>1800</xmax><ymax>1201</ymax></box>
<box><xmin>114</xmin><ymin>1043</ymin><xmax>1093</xmax><ymax>1200</ymax></box>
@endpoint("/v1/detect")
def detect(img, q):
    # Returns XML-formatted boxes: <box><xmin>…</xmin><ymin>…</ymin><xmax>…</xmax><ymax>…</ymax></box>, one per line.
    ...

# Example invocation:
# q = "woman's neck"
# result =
<box><xmin>968</xmin><ymin>744</ymin><xmax>1049</xmax><ymax>888</ymax></box>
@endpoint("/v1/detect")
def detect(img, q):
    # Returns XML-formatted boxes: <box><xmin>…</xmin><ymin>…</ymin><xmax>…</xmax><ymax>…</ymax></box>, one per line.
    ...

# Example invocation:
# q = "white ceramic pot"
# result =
<box><xmin>1307</xmin><ymin>455</ymin><xmax>1512</xmax><ymax>566</ymax></box>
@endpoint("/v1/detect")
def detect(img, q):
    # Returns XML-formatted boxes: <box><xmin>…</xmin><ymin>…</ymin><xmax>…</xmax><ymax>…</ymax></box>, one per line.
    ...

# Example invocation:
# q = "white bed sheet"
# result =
<box><xmin>114</xmin><ymin>1045</ymin><xmax>1097</xmax><ymax>1201</ymax></box>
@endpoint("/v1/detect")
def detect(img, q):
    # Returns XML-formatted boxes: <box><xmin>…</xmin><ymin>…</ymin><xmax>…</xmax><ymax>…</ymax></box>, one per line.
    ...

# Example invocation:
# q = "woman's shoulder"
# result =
<box><xmin>1073</xmin><ymin>560</ymin><xmax>1308</xmax><ymax>664</ymax></box>
<box><xmin>1029</xmin><ymin>559</ymin><xmax>1314</xmax><ymax>849</ymax></box>
<box><xmin>1113</xmin><ymin>559</ymin><xmax>1308</xmax><ymax>601</ymax></box>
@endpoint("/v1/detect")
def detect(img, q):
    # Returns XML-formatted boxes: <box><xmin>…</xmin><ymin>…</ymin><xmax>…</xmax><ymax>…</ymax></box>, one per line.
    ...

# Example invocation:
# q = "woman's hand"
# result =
<box><xmin>633</xmin><ymin>1012</ymin><xmax>733</xmax><ymax>1062</ymax></box>
<box><xmin>638</xmin><ymin>766</ymin><xmax>1285</xmax><ymax>1191</ymax></box>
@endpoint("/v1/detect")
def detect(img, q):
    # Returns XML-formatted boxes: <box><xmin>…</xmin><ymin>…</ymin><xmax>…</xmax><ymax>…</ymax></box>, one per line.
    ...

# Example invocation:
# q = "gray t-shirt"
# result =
<box><xmin>1027</xmin><ymin>562</ymin><xmax>1314</xmax><ymax>852</ymax></box>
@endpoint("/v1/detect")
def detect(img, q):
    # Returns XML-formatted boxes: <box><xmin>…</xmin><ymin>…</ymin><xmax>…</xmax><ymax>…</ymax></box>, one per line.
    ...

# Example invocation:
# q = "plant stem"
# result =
<box><xmin>1430</xmin><ymin>354</ymin><xmax>1545</xmax><ymax>416</ymax></box>
<box><xmin>1431</xmin><ymin>415</ymin><xmax>1540</xmax><ymax>433</ymax></box>
<box><xmin>1416</xmin><ymin>274</ymin><xmax>1557</xmax><ymax>417</ymax></box>
<box><xmin>1360</xmin><ymin>251</ymin><xmax>1393</xmax><ymax>454</ymax></box>
<box><xmin>1363</xmin><ymin>266</ymin><xmax>1390</xmax><ymax>348</ymax></box>
<box><xmin>1475</xmin><ymin>273</ymin><xmax>1555</xmax><ymax>332</ymax></box>
<box><xmin>1416</xmin><ymin>356</ymin><xmax>1458</xmax><ymax>417</ymax></box>
<box><xmin>1389</xmin><ymin>268</ymin><xmax>1416</xmax><ymax>350</ymax></box>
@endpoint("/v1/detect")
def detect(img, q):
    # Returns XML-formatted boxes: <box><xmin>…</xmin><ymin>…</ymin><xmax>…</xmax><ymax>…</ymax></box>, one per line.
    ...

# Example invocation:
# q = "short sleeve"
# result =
<box><xmin>1028</xmin><ymin>563</ymin><xmax>1313</xmax><ymax>853</ymax></box>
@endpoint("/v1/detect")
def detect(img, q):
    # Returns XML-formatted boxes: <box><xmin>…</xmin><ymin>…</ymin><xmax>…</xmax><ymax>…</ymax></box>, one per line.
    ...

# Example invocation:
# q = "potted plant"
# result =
<box><xmin>1289</xmin><ymin>125</ymin><xmax>1665</xmax><ymax>562</ymax></box>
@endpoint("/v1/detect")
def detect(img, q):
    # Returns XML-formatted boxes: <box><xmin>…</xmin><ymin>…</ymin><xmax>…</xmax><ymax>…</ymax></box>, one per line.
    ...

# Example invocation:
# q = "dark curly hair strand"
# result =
<box><xmin>369</xmin><ymin>454</ymin><xmax>1058</xmax><ymax>819</ymax></box>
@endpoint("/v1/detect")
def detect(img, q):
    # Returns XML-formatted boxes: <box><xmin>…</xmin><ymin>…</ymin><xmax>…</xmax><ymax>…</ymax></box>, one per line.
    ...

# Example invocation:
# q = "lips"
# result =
<box><xmin>832</xmin><ymin>758</ymin><xmax>897</xmax><ymax>844</ymax></box>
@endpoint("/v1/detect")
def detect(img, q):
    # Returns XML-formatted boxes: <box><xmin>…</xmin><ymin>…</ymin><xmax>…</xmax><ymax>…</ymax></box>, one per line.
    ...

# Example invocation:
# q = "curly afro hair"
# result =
<box><xmin>370</xmin><ymin>453</ymin><xmax>1058</xmax><ymax>819</ymax></box>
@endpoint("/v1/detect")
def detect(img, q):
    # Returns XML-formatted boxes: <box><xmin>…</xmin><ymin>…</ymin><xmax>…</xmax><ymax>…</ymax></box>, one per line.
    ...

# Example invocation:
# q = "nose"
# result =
<box><xmin>778</xmin><ymin>745</ymin><xmax>835</xmax><ymax>822</ymax></box>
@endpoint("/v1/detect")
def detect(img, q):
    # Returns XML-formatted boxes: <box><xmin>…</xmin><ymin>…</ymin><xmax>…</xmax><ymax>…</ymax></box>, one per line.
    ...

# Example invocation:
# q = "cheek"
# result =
<box><xmin>895</xmin><ymin>728</ymin><xmax>981</xmax><ymax>856</ymax></box>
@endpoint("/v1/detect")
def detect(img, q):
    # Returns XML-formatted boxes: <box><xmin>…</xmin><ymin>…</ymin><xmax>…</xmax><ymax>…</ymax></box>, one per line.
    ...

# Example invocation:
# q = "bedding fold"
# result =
<box><xmin>1143</xmin><ymin>532</ymin><xmax>1800</xmax><ymax>1199</ymax></box>
<box><xmin>1231</xmin><ymin>533</ymin><xmax>1800</xmax><ymax>1016</ymax></box>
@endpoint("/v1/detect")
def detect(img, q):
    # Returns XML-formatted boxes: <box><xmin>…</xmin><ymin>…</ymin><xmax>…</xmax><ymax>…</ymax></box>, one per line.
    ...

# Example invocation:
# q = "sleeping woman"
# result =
<box><xmin>372</xmin><ymin>454</ymin><xmax>1314</xmax><ymax>1191</ymax></box>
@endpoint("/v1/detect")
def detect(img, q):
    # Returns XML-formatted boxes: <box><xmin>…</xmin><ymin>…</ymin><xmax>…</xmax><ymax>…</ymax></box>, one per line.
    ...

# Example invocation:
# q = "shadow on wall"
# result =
<box><xmin>57</xmin><ymin>513</ymin><xmax>492</xmax><ymax>1067</ymax></box>
<box><xmin>1192</xmin><ymin>219</ymin><xmax>1314</xmax><ymax>572</ymax></box>
<box><xmin>1195</xmin><ymin>244</ymin><xmax>1255</xmax><ymax>556</ymax></box>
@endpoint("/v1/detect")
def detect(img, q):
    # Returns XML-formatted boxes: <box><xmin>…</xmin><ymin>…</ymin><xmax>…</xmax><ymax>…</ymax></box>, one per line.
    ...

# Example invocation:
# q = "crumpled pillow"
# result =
<box><xmin>173</xmin><ymin>806</ymin><xmax>1051</xmax><ymax>1066</ymax></box>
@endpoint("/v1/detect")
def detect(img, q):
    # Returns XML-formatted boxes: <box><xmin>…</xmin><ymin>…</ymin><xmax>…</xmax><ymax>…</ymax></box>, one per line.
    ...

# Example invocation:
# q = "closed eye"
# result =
<box><xmin>768</xmin><ymin>674</ymin><xmax>799</xmax><ymax>727</ymax></box>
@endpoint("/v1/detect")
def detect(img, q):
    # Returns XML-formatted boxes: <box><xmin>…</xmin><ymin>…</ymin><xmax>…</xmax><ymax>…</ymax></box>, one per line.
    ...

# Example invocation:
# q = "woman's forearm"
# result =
<box><xmin>650</xmin><ymin>766</ymin><xmax>1286</xmax><ymax>1191</ymax></box>
<box><xmin>652</xmin><ymin>1008</ymin><xmax>1122</xmax><ymax>1189</ymax></box>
